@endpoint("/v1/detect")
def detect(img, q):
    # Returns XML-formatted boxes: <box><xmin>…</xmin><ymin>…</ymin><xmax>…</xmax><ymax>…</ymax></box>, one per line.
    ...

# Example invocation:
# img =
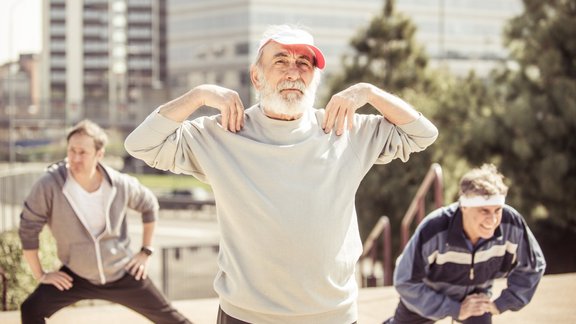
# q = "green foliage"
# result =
<box><xmin>327</xmin><ymin>0</ymin><xmax>431</xmax><ymax>98</ymax></box>
<box><xmin>476</xmin><ymin>0</ymin><xmax>576</xmax><ymax>234</ymax></box>
<box><xmin>130</xmin><ymin>173</ymin><xmax>212</xmax><ymax>192</ymax></box>
<box><xmin>325</xmin><ymin>0</ymin><xmax>576</xmax><ymax>274</ymax></box>
<box><xmin>0</xmin><ymin>229</ymin><xmax>59</xmax><ymax>310</ymax></box>
<box><xmin>10</xmin><ymin>126</ymin><xmax>131</xmax><ymax>163</ymax></box>
<box><xmin>455</xmin><ymin>0</ymin><xmax>576</xmax><ymax>273</ymax></box>
<box><xmin>324</xmin><ymin>0</ymin><xmax>455</xmax><ymax>256</ymax></box>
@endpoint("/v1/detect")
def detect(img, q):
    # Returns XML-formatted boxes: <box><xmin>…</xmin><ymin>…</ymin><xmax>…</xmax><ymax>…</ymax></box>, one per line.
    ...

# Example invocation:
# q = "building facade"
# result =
<box><xmin>396</xmin><ymin>0</ymin><xmax>522</xmax><ymax>75</ymax></box>
<box><xmin>37</xmin><ymin>0</ymin><xmax>523</xmax><ymax>123</ymax></box>
<box><xmin>167</xmin><ymin>0</ymin><xmax>522</xmax><ymax>107</ymax></box>
<box><xmin>41</xmin><ymin>0</ymin><xmax>167</xmax><ymax>127</ymax></box>
<box><xmin>168</xmin><ymin>0</ymin><xmax>384</xmax><ymax>108</ymax></box>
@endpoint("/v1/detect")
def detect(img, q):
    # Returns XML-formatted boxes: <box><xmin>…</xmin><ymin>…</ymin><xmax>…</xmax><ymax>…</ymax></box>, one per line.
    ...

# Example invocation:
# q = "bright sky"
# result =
<box><xmin>0</xmin><ymin>0</ymin><xmax>41</xmax><ymax>65</ymax></box>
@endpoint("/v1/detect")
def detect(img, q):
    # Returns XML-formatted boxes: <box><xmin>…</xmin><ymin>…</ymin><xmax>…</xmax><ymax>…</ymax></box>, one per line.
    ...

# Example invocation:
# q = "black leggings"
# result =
<box><xmin>21</xmin><ymin>266</ymin><xmax>191</xmax><ymax>324</ymax></box>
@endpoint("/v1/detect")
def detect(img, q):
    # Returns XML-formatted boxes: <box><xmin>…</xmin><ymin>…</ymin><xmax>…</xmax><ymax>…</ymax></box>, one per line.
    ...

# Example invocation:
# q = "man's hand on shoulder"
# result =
<box><xmin>158</xmin><ymin>84</ymin><xmax>245</xmax><ymax>132</ymax></box>
<box><xmin>322</xmin><ymin>83</ymin><xmax>371</xmax><ymax>136</ymax></box>
<box><xmin>194</xmin><ymin>84</ymin><xmax>245</xmax><ymax>133</ymax></box>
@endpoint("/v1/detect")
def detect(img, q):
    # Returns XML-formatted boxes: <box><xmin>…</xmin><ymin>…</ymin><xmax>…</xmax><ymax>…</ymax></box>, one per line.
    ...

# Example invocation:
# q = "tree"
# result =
<box><xmin>474</xmin><ymin>0</ymin><xmax>576</xmax><ymax>273</ymax></box>
<box><xmin>323</xmin><ymin>0</ymin><xmax>446</xmax><ymax>254</ymax></box>
<box><xmin>0</xmin><ymin>229</ymin><xmax>58</xmax><ymax>310</ymax></box>
<box><xmin>323</xmin><ymin>0</ymin><xmax>507</xmax><ymax>262</ymax></box>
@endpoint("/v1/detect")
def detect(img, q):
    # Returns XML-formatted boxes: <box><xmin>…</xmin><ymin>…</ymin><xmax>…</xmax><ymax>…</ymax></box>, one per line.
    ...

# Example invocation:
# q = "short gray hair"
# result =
<box><xmin>459</xmin><ymin>163</ymin><xmax>509</xmax><ymax>197</ymax></box>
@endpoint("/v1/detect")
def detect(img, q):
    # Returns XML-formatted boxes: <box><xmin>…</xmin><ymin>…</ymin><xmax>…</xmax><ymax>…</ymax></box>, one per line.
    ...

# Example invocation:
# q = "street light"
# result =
<box><xmin>7</xmin><ymin>0</ymin><xmax>22</xmax><ymax>164</ymax></box>
<box><xmin>7</xmin><ymin>63</ymin><xmax>17</xmax><ymax>164</ymax></box>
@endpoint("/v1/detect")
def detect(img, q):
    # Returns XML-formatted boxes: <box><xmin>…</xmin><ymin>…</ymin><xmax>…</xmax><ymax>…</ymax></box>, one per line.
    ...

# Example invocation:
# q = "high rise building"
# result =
<box><xmin>167</xmin><ymin>0</ymin><xmax>521</xmax><ymax>107</ymax></box>
<box><xmin>396</xmin><ymin>0</ymin><xmax>522</xmax><ymax>75</ymax></box>
<box><xmin>42</xmin><ymin>0</ymin><xmax>167</xmax><ymax>127</ymax></box>
<box><xmin>168</xmin><ymin>0</ymin><xmax>383</xmax><ymax>108</ymax></box>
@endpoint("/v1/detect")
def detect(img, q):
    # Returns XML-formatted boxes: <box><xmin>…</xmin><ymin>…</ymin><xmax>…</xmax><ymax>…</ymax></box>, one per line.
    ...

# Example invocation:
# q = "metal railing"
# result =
<box><xmin>0</xmin><ymin>165</ymin><xmax>44</xmax><ymax>233</ymax></box>
<box><xmin>161</xmin><ymin>244</ymin><xmax>220</xmax><ymax>300</ymax></box>
<box><xmin>400</xmin><ymin>163</ymin><xmax>444</xmax><ymax>249</ymax></box>
<box><xmin>0</xmin><ymin>267</ymin><xmax>6</xmax><ymax>311</ymax></box>
<box><xmin>360</xmin><ymin>163</ymin><xmax>444</xmax><ymax>287</ymax></box>
<box><xmin>359</xmin><ymin>215</ymin><xmax>392</xmax><ymax>287</ymax></box>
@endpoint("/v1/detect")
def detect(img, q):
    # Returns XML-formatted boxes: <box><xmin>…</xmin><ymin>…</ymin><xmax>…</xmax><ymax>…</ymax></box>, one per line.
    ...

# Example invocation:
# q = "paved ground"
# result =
<box><xmin>2</xmin><ymin>184</ymin><xmax>575</xmax><ymax>323</ymax></box>
<box><xmin>1</xmin><ymin>272</ymin><xmax>574</xmax><ymax>323</ymax></box>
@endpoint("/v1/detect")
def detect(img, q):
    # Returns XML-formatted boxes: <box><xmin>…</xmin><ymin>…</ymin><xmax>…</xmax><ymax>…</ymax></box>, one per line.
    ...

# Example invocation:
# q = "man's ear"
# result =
<box><xmin>250</xmin><ymin>65</ymin><xmax>261</xmax><ymax>90</ymax></box>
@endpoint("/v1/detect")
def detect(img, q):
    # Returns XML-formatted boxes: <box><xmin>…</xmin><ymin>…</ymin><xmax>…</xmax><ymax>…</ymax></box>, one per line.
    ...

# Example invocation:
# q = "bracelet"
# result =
<box><xmin>38</xmin><ymin>272</ymin><xmax>47</xmax><ymax>282</ymax></box>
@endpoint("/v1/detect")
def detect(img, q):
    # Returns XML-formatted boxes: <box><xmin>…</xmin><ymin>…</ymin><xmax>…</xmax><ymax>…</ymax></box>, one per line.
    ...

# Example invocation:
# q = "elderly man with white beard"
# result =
<box><xmin>124</xmin><ymin>25</ymin><xmax>438</xmax><ymax>324</ymax></box>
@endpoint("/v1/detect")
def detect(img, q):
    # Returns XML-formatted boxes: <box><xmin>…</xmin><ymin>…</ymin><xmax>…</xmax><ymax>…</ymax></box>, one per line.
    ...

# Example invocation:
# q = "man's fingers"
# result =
<box><xmin>135</xmin><ymin>264</ymin><xmax>147</xmax><ymax>280</ymax></box>
<box><xmin>221</xmin><ymin>108</ymin><xmax>230</xmax><ymax>132</ymax></box>
<box><xmin>347</xmin><ymin>107</ymin><xmax>355</xmax><ymax>130</ymax></box>
<box><xmin>235</xmin><ymin>101</ymin><xmax>245</xmax><ymax>130</ymax></box>
<box><xmin>228</xmin><ymin>101</ymin><xmax>243</xmax><ymax>133</ymax></box>
<box><xmin>59</xmin><ymin>278</ymin><xmax>73</xmax><ymax>290</ymax></box>
<box><xmin>57</xmin><ymin>271</ymin><xmax>73</xmax><ymax>282</ymax></box>
<box><xmin>335</xmin><ymin>105</ymin><xmax>347</xmax><ymax>136</ymax></box>
<box><xmin>220</xmin><ymin>99</ymin><xmax>245</xmax><ymax>132</ymax></box>
<box><xmin>49</xmin><ymin>273</ymin><xmax>73</xmax><ymax>291</ymax></box>
<box><xmin>324</xmin><ymin>94</ymin><xmax>357</xmax><ymax>135</ymax></box>
<box><xmin>323</xmin><ymin>97</ymin><xmax>339</xmax><ymax>132</ymax></box>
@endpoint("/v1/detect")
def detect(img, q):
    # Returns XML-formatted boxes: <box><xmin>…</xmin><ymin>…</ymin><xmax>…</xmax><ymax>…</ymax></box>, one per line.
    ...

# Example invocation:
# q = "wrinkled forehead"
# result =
<box><xmin>260</xmin><ymin>41</ymin><xmax>316</xmax><ymax>63</ymax></box>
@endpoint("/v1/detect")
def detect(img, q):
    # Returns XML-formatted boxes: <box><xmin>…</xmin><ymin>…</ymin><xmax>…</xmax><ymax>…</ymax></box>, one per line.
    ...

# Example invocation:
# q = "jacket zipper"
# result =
<box><xmin>469</xmin><ymin>237</ymin><xmax>490</xmax><ymax>281</ymax></box>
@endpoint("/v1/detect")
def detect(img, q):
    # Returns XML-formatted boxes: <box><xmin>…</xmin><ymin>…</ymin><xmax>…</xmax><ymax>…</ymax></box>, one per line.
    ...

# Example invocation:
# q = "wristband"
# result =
<box><xmin>140</xmin><ymin>246</ymin><xmax>154</xmax><ymax>256</ymax></box>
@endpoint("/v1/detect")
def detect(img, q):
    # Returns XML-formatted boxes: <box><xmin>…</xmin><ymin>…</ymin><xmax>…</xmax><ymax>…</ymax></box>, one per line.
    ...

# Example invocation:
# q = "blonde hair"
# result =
<box><xmin>459</xmin><ymin>163</ymin><xmax>508</xmax><ymax>197</ymax></box>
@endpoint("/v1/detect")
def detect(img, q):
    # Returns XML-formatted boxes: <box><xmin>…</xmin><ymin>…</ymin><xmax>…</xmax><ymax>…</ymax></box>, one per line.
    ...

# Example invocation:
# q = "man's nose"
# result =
<box><xmin>488</xmin><ymin>212</ymin><xmax>498</xmax><ymax>224</ymax></box>
<box><xmin>285</xmin><ymin>62</ymin><xmax>300</xmax><ymax>80</ymax></box>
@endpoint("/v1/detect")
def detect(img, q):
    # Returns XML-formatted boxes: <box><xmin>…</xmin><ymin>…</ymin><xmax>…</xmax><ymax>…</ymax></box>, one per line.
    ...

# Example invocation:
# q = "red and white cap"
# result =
<box><xmin>257</xmin><ymin>28</ymin><xmax>326</xmax><ymax>70</ymax></box>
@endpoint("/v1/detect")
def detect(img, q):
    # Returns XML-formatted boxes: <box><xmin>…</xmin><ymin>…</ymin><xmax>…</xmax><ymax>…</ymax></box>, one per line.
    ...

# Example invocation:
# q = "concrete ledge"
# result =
<box><xmin>2</xmin><ymin>273</ymin><xmax>574</xmax><ymax>323</ymax></box>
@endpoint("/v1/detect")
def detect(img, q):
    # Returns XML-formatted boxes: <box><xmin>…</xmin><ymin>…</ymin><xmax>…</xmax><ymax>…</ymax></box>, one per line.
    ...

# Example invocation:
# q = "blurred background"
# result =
<box><xmin>1</xmin><ymin>0</ymin><xmax>574</xmax><ymax>312</ymax></box>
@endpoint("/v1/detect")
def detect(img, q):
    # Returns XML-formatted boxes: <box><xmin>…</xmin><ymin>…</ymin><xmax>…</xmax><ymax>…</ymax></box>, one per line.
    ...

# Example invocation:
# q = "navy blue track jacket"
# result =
<box><xmin>393</xmin><ymin>203</ymin><xmax>546</xmax><ymax>320</ymax></box>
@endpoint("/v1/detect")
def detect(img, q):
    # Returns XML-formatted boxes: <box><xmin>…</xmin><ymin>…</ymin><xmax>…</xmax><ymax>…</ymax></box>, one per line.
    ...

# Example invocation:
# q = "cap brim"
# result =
<box><xmin>273</xmin><ymin>42</ymin><xmax>325</xmax><ymax>70</ymax></box>
<box><xmin>258</xmin><ymin>34</ymin><xmax>326</xmax><ymax>69</ymax></box>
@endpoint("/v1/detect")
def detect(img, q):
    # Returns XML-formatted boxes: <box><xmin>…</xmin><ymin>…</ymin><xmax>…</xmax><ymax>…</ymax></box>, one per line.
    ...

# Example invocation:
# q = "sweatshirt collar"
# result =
<box><xmin>246</xmin><ymin>104</ymin><xmax>319</xmax><ymax>145</ymax></box>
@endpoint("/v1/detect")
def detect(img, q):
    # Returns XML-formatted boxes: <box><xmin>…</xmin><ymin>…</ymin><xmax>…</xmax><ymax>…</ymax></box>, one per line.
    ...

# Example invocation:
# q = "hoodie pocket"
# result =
<box><xmin>99</xmin><ymin>237</ymin><xmax>132</xmax><ymax>281</ymax></box>
<box><xmin>66</xmin><ymin>241</ymin><xmax>99</xmax><ymax>282</ymax></box>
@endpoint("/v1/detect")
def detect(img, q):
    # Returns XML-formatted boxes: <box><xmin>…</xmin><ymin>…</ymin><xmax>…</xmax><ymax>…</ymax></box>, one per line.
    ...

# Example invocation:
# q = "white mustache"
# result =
<box><xmin>277</xmin><ymin>80</ymin><xmax>306</xmax><ymax>92</ymax></box>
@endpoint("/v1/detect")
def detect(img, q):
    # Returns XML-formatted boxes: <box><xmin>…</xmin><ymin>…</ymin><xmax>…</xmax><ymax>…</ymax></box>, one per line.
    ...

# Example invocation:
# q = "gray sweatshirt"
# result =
<box><xmin>19</xmin><ymin>161</ymin><xmax>159</xmax><ymax>285</ymax></box>
<box><xmin>125</xmin><ymin>105</ymin><xmax>438</xmax><ymax>323</ymax></box>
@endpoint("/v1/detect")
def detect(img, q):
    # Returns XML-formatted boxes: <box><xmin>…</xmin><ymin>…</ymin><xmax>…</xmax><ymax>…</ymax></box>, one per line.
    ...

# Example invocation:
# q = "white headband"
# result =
<box><xmin>459</xmin><ymin>195</ymin><xmax>506</xmax><ymax>207</ymax></box>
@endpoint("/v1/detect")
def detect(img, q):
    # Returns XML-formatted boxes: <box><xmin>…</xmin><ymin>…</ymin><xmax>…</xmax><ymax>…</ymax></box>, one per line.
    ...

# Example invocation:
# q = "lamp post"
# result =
<box><xmin>438</xmin><ymin>0</ymin><xmax>445</xmax><ymax>61</ymax></box>
<box><xmin>7</xmin><ymin>64</ymin><xmax>17</xmax><ymax>164</ymax></box>
<box><xmin>7</xmin><ymin>0</ymin><xmax>21</xmax><ymax>164</ymax></box>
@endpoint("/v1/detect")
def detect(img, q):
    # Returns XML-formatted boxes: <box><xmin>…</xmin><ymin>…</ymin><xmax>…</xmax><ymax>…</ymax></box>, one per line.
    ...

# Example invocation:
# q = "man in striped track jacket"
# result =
<box><xmin>386</xmin><ymin>164</ymin><xmax>546</xmax><ymax>324</ymax></box>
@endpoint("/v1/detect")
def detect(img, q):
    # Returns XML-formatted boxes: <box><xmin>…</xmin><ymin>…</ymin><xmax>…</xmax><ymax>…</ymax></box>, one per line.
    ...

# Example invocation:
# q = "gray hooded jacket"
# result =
<box><xmin>19</xmin><ymin>161</ymin><xmax>159</xmax><ymax>285</ymax></box>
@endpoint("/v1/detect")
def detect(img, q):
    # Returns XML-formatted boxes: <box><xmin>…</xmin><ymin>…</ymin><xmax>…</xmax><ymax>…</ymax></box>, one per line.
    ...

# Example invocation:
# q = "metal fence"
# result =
<box><xmin>161</xmin><ymin>244</ymin><xmax>220</xmax><ymax>300</ymax></box>
<box><xmin>1</xmin><ymin>166</ymin><xmax>221</xmax><ymax>304</ymax></box>
<box><xmin>0</xmin><ymin>165</ymin><xmax>44</xmax><ymax>232</ymax></box>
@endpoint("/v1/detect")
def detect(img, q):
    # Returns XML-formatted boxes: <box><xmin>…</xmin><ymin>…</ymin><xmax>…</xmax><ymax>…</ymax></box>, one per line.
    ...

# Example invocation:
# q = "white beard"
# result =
<box><xmin>256</xmin><ymin>69</ymin><xmax>321</xmax><ymax>117</ymax></box>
